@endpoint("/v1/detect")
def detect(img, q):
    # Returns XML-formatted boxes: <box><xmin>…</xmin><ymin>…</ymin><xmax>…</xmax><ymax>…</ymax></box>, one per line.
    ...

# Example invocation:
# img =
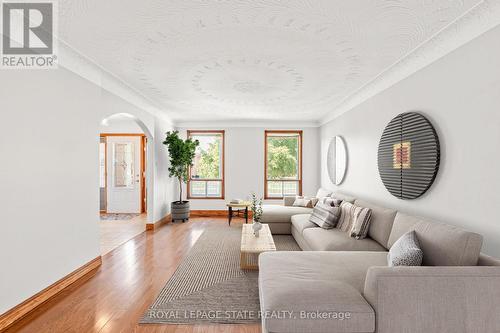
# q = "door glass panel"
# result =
<box><xmin>113</xmin><ymin>142</ymin><xmax>134</xmax><ymax>188</ymax></box>
<box><xmin>99</xmin><ymin>141</ymin><xmax>106</xmax><ymax>188</ymax></box>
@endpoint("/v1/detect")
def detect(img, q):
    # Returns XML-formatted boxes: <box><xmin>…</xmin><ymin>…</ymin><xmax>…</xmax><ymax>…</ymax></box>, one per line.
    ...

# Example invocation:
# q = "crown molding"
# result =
<box><xmin>175</xmin><ymin>119</ymin><xmax>320</xmax><ymax>129</ymax></box>
<box><xmin>57</xmin><ymin>39</ymin><xmax>174</xmax><ymax>126</ymax></box>
<box><xmin>320</xmin><ymin>0</ymin><xmax>500</xmax><ymax>126</ymax></box>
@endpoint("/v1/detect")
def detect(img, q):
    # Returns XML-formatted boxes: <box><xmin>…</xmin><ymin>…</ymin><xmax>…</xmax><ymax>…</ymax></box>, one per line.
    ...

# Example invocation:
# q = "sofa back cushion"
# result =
<box><xmin>316</xmin><ymin>188</ymin><xmax>332</xmax><ymax>199</ymax></box>
<box><xmin>388</xmin><ymin>212</ymin><xmax>483</xmax><ymax>266</ymax></box>
<box><xmin>354</xmin><ymin>199</ymin><xmax>396</xmax><ymax>248</ymax></box>
<box><xmin>331</xmin><ymin>192</ymin><xmax>356</xmax><ymax>204</ymax></box>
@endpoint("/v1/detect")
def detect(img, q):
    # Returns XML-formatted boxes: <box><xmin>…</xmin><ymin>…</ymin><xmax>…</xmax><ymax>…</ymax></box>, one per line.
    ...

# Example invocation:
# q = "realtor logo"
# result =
<box><xmin>1</xmin><ymin>1</ymin><xmax>58</xmax><ymax>68</ymax></box>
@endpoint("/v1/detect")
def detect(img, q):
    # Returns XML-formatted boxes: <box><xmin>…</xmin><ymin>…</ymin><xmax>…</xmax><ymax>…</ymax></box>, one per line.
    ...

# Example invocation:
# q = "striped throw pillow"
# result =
<box><xmin>350</xmin><ymin>206</ymin><xmax>373</xmax><ymax>239</ymax></box>
<box><xmin>320</xmin><ymin>197</ymin><xmax>343</xmax><ymax>207</ymax></box>
<box><xmin>336</xmin><ymin>201</ymin><xmax>357</xmax><ymax>232</ymax></box>
<box><xmin>331</xmin><ymin>198</ymin><xmax>343</xmax><ymax>207</ymax></box>
<box><xmin>309</xmin><ymin>203</ymin><xmax>341</xmax><ymax>229</ymax></box>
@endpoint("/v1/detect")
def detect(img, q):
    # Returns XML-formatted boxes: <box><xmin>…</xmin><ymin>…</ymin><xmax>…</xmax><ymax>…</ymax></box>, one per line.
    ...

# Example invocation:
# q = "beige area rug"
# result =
<box><xmin>100</xmin><ymin>213</ymin><xmax>140</xmax><ymax>221</ymax></box>
<box><xmin>140</xmin><ymin>224</ymin><xmax>300</xmax><ymax>324</ymax></box>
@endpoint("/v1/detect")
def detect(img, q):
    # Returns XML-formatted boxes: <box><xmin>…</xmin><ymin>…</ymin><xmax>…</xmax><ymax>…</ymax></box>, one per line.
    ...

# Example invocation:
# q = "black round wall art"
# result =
<box><xmin>377</xmin><ymin>112</ymin><xmax>440</xmax><ymax>200</ymax></box>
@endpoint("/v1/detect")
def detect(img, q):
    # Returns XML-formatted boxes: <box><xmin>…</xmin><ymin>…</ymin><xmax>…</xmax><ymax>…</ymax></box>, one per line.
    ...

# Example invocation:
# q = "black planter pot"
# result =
<box><xmin>171</xmin><ymin>201</ymin><xmax>190</xmax><ymax>222</ymax></box>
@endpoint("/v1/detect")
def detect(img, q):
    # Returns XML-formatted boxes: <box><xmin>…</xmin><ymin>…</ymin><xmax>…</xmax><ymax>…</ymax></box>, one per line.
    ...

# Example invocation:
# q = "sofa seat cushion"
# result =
<box><xmin>388</xmin><ymin>212</ymin><xmax>483</xmax><ymax>266</ymax></box>
<box><xmin>259</xmin><ymin>251</ymin><xmax>387</xmax><ymax>333</ymax></box>
<box><xmin>303</xmin><ymin>227</ymin><xmax>387</xmax><ymax>252</ymax></box>
<box><xmin>291</xmin><ymin>214</ymin><xmax>317</xmax><ymax>234</ymax></box>
<box><xmin>261</xmin><ymin>205</ymin><xmax>313</xmax><ymax>223</ymax></box>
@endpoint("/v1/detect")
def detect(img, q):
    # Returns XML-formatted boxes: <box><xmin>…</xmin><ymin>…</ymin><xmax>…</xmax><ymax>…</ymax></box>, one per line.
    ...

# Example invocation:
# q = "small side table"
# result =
<box><xmin>227</xmin><ymin>201</ymin><xmax>251</xmax><ymax>226</ymax></box>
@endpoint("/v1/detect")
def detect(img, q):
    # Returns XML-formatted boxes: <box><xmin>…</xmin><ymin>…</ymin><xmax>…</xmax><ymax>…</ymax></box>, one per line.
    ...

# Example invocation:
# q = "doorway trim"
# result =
<box><xmin>100</xmin><ymin>133</ymin><xmax>147</xmax><ymax>214</ymax></box>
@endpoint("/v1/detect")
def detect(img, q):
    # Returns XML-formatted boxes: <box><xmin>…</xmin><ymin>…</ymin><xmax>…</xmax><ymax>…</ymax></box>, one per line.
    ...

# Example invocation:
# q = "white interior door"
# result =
<box><xmin>106</xmin><ymin>136</ymin><xmax>141</xmax><ymax>213</ymax></box>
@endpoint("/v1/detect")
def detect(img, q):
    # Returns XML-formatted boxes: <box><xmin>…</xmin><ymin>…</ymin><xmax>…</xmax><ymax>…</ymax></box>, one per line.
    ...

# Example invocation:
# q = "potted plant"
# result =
<box><xmin>163</xmin><ymin>131</ymin><xmax>199</xmax><ymax>222</ymax></box>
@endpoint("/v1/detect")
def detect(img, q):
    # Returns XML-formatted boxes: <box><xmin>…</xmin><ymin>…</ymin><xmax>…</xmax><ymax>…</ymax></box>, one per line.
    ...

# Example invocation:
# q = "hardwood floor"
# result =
<box><xmin>6</xmin><ymin>217</ymin><xmax>260</xmax><ymax>333</ymax></box>
<box><xmin>99</xmin><ymin>214</ymin><xmax>147</xmax><ymax>255</ymax></box>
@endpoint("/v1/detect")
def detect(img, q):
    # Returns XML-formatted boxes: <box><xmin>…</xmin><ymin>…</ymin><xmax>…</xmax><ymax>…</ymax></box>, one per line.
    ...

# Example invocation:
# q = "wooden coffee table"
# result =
<box><xmin>240</xmin><ymin>224</ymin><xmax>276</xmax><ymax>270</ymax></box>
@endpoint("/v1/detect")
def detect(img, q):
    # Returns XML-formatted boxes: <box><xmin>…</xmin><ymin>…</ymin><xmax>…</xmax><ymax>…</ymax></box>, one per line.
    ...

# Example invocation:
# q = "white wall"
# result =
<box><xmin>99</xmin><ymin>116</ymin><xmax>144</xmax><ymax>134</ymax></box>
<box><xmin>176</xmin><ymin>127</ymin><xmax>320</xmax><ymax>210</ymax></box>
<box><xmin>320</xmin><ymin>25</ymin><xmax>500</xmax><ymax>257</ymax></box>
<box><xmin>0</xmin><ymin>68</ymin><xmax>173</xmax><ymax>313</ymax></box>
<box><xmin>153</xmin><ymin>119</ymin><xmax>176</xmax><ymax>221</ymax></box>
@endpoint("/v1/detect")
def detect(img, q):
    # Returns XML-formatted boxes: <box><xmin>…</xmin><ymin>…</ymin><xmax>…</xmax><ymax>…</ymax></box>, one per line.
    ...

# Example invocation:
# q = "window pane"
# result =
<box><xmin>113</xmin><ymin>143</ymin><xmax>134</xmax><ymax>188</ymax></box>
<box><xmin>283</xmin><ymin>181</ymin><xmax>298</xmax><ymax>196</ymax></box>
<box><xmin>267</xmin><ymin>181</ymin><xmax>283</xmax><ymax>198</ymax></box>
<box><xmin>190</xmin><ymin>181</ymin><xmax>206</xmax><ymax>197</ymax></box>
<box><xmin>191</xmin><ymin>133</ymin><xmax>222</xmax><ymax>180</ymax></box>
<box><xmin>206</xmin><ymin>181</ymin><xmax>222</xmax><ymax>197</ymax></box>
<box><xmin>266</xmin><ymin>134</ymin><xmax>299</xmax><ymax>180</ymax></box>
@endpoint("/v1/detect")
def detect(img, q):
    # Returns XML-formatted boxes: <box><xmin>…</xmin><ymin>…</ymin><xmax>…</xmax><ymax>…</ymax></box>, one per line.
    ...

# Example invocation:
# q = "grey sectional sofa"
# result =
<box><xmin>258</xmin><ymin>193</ymin><xmax>500</xmax><ymax>333</ymax></box>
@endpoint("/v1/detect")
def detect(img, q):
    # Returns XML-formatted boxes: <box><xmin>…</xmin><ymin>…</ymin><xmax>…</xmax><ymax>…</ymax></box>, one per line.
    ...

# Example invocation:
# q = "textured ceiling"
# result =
<box><xmin>59</xmin><ymin>0</ymin><xmax>481</xmax><ymax>123</ymax></box>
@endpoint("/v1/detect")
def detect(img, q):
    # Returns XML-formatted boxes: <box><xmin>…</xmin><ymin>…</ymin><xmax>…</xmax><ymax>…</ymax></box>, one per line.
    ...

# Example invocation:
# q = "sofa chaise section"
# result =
<box><xmin>261</xmin><ymin>205</ymin><xmax>313</xmax><ymax>234</ymax></box>
<box><xmin>259</xmin><ymin>251</ymin><xmax>388</xmax><ymax>333</ymax></box>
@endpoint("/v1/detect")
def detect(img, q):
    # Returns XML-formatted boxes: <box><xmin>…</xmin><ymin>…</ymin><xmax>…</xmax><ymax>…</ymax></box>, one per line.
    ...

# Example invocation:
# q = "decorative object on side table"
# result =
<box><xmin>378</xmin><ymin>112</ymin><xmax>440</xmax><ymax>199</ymax></box>
<box><xmin>250</xmin><ymin>193</ymin><xmax>263</xmax><ymax>237</ymax></box>
<box><xmin>163</xmin><ymin>131</ymin><xmax>199</xmax><ymax>222</ymax></box>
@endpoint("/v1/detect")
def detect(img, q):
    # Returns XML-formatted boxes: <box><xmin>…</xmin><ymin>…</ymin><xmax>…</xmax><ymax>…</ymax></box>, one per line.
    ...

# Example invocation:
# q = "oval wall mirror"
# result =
<box><xmin>327</xmin><ymin>136</ymin><xmax>347</xmax><ymax>185</ymax></box>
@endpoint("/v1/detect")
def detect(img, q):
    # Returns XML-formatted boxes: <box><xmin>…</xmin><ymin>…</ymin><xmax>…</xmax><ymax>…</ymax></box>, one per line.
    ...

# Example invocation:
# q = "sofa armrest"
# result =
<box><xmin>364</xmin><ymin>266</ymin><xmax>500</xmax><ymax>333</ymax></box>
<box><xmin>283</xmin><ymin>196</ymin><xmax>296</xmax><ymax>206</ymax></box>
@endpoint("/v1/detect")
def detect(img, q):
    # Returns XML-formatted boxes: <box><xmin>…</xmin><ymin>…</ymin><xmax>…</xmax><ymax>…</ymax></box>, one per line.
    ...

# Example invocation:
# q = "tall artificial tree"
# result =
<box><xmin>163</xmin><ymin>131</ymin><xmax>199</xmax><ymax>203</ymax></box>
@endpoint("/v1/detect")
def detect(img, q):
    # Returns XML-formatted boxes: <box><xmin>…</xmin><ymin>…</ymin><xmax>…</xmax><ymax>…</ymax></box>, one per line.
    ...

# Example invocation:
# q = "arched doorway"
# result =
<box><xmin>98</xmin><ymin>113</ymin><xmax>154</xmax><ymax>254</ymax></box>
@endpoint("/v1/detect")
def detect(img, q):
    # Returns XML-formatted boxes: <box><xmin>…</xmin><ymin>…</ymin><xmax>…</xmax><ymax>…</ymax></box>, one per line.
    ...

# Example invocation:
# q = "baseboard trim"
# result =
<box><xmin>146</xmin><ymin>214</ymin><xmax>171</xmax><ymax>231</ymax></box>
<box><xmin>190</xmin><ymin>210</ymin><xmax>227</xmax><ymax>217</ymax></box>
<box><xmin>0</xmin><ymin>256</ymin><xmax>102</xmax><ymax>332</ymax></box>
<box><xmin>190</xmin><ymin>210</ymin><xmax>253</xmax><ymax>219</ymax></box>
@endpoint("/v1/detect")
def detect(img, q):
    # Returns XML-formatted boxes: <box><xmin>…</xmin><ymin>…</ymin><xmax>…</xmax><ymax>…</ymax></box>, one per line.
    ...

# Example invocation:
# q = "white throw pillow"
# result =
<box><xmin>388</xmin><ymin>231</ymin><xmax>424</xmax><ymax>266</ymax></box>
<box><xmin>292</xmin><ymin>198</ymin><xmax>313</xmax><ymax>208</ymax></box>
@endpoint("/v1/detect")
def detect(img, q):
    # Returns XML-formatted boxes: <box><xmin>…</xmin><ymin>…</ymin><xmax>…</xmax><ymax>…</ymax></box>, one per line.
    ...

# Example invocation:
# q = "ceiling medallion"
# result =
<box><xmin>190</xmin><ymin>58</ymin><xmax>303</xmax><ymax>105</ymax></box>
<box><xmin>233</xmin><ymin>80</ymin><xmax>262</xmax><ymax>93</ymax></box>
